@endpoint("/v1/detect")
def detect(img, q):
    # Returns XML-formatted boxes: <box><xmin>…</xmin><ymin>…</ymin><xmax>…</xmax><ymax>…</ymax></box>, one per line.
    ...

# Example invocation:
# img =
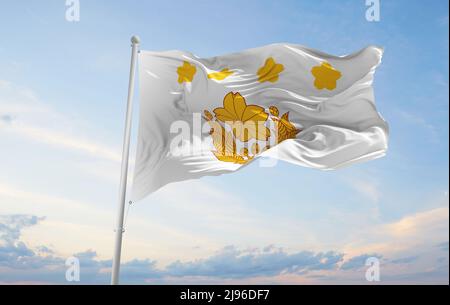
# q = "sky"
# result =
<box><xmin>0</xmin><ymin>0</ymin><xmax>448</xmax><ymax>284</ymax></box>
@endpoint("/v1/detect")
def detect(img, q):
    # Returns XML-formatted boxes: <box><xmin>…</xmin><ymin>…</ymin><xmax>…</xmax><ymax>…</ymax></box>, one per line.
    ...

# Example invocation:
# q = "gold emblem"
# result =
<box><xmin>257</xmin><ymin>57</ymin><xmax>284</xmax><ymax>83</ymax></box>
<box><xmin>177</xmin><ymin>61</ymin><xmax>197</xmax><ymax>84</ymax></box>
<box><xmin>311</xmin><ymin>62</ymin><xmax>341</xmax><ymax>90</ymax></box>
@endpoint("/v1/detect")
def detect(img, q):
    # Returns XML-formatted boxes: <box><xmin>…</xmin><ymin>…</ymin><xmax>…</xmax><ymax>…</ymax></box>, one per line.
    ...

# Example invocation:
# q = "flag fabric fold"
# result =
<box><xmin>132</xmin><ymin>43</ymin><xmax>388</xmax><ymax>201</ymax></box>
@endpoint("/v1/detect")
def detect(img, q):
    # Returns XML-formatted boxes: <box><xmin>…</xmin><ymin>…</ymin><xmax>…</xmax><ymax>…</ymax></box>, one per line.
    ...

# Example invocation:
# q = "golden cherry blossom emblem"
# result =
<box><xmin>213</xmin><ymin>92</ymin><xmax>270</xmax><ymax>142</ymax></box>
<box><xmin>177</xmin><ymin>61</ymin><xmax>197</xmax><ymax>84</ymax></box>
<box><xmin>311</xmin><ymin>62</ymin><xmax>341</xmax><ymax>90</ymax></box>
<box><xmin>208</xmin><ymin>68</ymin><xmax>234</xmax><ymax>81</ymax></box>
<box><xmin>204</xmin><ymin>92</ymin><xmax>302</xmax><ymax>164</ymax></box>
<box><xmin>257</xmin><ymin>57</ymin><xmax>284</xmax><ymax>83</ymax></box>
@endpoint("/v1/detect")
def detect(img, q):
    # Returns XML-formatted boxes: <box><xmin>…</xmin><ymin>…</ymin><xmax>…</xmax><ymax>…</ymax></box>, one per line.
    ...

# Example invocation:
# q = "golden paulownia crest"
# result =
<box><xmin>204</xmin><ymin>92</ymin><xmax>302</xmax><ymax>164</ymax></box>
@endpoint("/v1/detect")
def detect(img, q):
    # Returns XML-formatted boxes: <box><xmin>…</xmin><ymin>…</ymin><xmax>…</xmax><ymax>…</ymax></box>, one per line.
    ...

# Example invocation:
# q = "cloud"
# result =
<box><xmin>0</xmin><ymin>182</ymin><xmax>110</xmax><ymax>220</ymax></box>
<box><xmin>0</xmin><ymin>80</ymin><xmax>121</xmax><ymax>162</ymax></box>
<box><xmin>398</xmin><ymin>111</ymin><xmax>439</xmax><ymax>143</ymax></box>
<box><xmin>0</xmin><ymin>214</ymin><xmax>42</xmax><ymax>243</ymax></box>
<box><xmin>343</xmin><ymin>194</ymin><xmax>449</xmax><ymax>257</ymax></box>
<box><xmin>0</xmin><ymin>215</ymin><xmax>63</xmax><ymax>270</ymax></box>
<box><xmin>0</xmin><ymin>212</ymin><xmax>448</xmax><ymax>284</ymax></box>
<box><xmin>436</xmin><ymin>241</ymin><xmax>449</xmax><ymax>252</ymax></box>
<box><xmin>383</xmin><ymin>206</ymin><xmax>449</xmax><ymax>241</ymax></box>
<box><xmin>165</xmin><ymin>246</ymin><xmax>344</xmax><ymax>278</ymax></box>
<box><xmin>9</xmin><ymin>124</ymin><xmax>122</xmax><ymax>162</ymax></box>
<box><xmin>347</xmin><ymin>179</ymin><xmax>381</xmax><ymax>204</ymax></box>
<box><xmin>340</xmin><ymin>254</ymin><xmax>382</xmax><ymax>270</ymax></box>
<box><xmin>0</xmin><ymin>114</ymin><xmax>13</xmax><ymax>124</ymax></box>
<box><xmin>335</xmin><ymin>202</ymin><xmax>449</xmax><ymax>283</ymax></box>
<box><xmin>0</xmin><ymin>213</ymin><xmax>343</xmax><ymax>283</ymax></box>
<box><xmin>390</xmin><ymin>256</ymin><xmax>419</xmax><ymax>265</ymax></box>
<box><xmin>0</xmin><ymin>214</ymin><xmax>159</xmax><ymax>284</ymax></box>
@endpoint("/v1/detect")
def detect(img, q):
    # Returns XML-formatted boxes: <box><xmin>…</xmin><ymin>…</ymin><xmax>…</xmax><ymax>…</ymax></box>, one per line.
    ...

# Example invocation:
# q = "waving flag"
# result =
<box><xmin>132</xmin><ymin>44</ymin><xmax>388</xmax><ymax>201</ymax></box>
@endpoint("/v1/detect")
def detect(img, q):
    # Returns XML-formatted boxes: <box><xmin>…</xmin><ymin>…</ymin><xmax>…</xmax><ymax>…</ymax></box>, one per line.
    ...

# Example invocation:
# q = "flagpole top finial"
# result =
<box><xmin>131</xmin><ymin>36</ymin><xmax>140</xmax><ymax>45</ymax></box>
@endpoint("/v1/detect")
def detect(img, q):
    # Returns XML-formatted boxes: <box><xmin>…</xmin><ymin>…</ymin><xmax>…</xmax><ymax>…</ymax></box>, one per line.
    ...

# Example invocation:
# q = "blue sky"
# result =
<box><xmin>0</xmin><ymin>0</ymin><xmax>448</xmax><ymax>284</ymax></box>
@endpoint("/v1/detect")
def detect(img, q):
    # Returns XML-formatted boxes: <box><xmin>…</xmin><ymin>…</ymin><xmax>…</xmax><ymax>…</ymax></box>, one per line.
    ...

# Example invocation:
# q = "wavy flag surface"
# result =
<box><xmin>132</xmin><ymin>44</ymin><xmax>388</xmax><ymax>201</ymax></box>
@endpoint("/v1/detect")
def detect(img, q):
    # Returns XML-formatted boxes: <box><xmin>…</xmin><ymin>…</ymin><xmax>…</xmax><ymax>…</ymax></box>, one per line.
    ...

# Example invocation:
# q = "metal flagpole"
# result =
<box><xmin>111</xmin><ymin>35</ymin><xmax>140</xmax><ymax>285</ymax></box>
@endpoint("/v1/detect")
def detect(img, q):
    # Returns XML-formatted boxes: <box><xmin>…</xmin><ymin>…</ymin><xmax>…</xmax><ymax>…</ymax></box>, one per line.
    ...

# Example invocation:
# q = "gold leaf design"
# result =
<box><xmin>177</xmin><ymin>61</ymin><xmax>197</xmax><ymax>84</ymax></box>
<box><xmin>240</xmin><ymin>147</ymin><xmax>249</xmax><ymax>157</ymax></box>
<box><xmin>207</xmin><ymin>68</ymin><xmax>233</xmax><ymax>81</ymax></box>
<box><xmin>269</xmin><ymin>106</ymin><xmax>279</xmax><ymax>117</ymax></box>
<box><xmin>214</xmin><ymin>154</ymin><xmax>247</xmax><ymax>164</ymax></box>
<box><xmin>204</xmin><ymin>92</ymin><xmax>302</xmax><ymax>165</ymax></box>
<box><xmin>207</xmin><ymin>120</ymin><xmax>246</xmax><ymax>163</ymax></box>
<box><xmin>251</xmin><ymin>143</ymin><xmax>260</xmax><ymax>155</ymax></box>
<box><xmin>311</xmin><ymin>62</ymin><xmax>341</xmax><ymax>90</ymax></box>
<box><xmin>204</xmin><ymin>110</ymin><xmax>213</xmax><ymax>121</ymax></box>
<box><xmin>257</xmin><ymin>57</ymin><xmax>284</xmax><ymax>83</ymax></box>
<box><xmin>273</xmin><ymin>112</ymin><xmax>301</xmax><ymax>143</ymax></box>
<box><xmin>213</xmin><ymin>92</ymin><xmax>270</xmax><ymax>142</ymax></box>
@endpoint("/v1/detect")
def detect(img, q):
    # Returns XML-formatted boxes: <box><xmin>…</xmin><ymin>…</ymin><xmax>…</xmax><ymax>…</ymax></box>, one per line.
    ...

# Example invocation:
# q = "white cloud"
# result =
<box><xmin>0</xmin><ymin>181</ymin><xmax>227</xmax><ymax>263</ymax></box>
<box><xmin>348</xmin><ymin>179</ymin><xmax>381</xmax><ymax>204</ymax></box>
<box><xmin>383</xmin><ymin>206</ymin><xmax>449</xmax><ymax>241</ymax></box>
<box><xmin>398</xmin><ymin>111</ymin><xmax>439</xmax><ymax>143</ymax></box>
<box><xmin>0</xmin><ymin>80</ymin><xmax>121</xmax><ymax>162</ymax></box>
<box><xmin>7</xmin><ymin>124</ymin><xmax>121</xmax><ymax>162</ymax></box>
<box><xmin>342</xmin><ymin>192</ymin><xmax>449</xmax><ymax>257</ymax></box>
<box><xmin>1</xmin><ymin>213</ymin><xmax>447</xmax><ymax>284</ymax></box>
<box><xmin>139</xmin><ymin>179</ymin><xmax>322</xmax><ymax>253</ymax></box>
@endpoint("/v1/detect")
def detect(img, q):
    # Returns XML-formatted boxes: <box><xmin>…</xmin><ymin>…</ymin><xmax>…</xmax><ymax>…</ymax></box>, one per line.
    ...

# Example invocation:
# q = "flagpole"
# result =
<box><xmin>111</xmin><ymin>35</ymin><xmax>140</xmax><ymax>285</ymax></box>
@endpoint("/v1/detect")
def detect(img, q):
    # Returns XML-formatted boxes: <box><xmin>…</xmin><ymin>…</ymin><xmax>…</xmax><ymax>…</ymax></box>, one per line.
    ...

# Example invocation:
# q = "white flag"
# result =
<box><xmin>132</xmin><ymin>44</ymin><xmax>388</xmax><ymax>201</ymax></box>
